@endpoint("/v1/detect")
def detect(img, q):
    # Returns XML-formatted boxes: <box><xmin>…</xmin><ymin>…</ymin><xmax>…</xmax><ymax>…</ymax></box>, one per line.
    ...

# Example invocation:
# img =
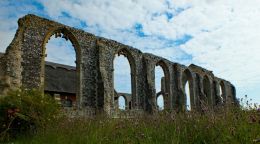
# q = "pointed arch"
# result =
<box><xmin>156</xmin><ymin>94</ymin><xmax>164</xmax><ymax>111</ymax></box>
<box><xmin>118</xmin><ymin>95</ymin><xmax>127</xmax><ymax>110</ymax></box>
<box><xmin>182</xmin><ymin>69</ymin><xmax>194</xmax><ymax>111</ymax></box>
<box><xmin>113</xmin><ymin>48</ymin><xmax>136</xmax><ymax>73</ymax></box>
<box><xmin>42</xmin><ymin>27</ymin><xmax>81</xmax><ymax>58</ymax></box>
<box><xmin>156</xmin><ymin>60</ymin><xmax>170</xmax><ymax>94</ymax></box>
<box><xmin>219</xmin><ymin>81</ymin><xmax>226</xmax><ymax>104</ymax></box>
<box><xmin>113</xmin><ymin>48</ymin><xmax>136</xmax><ymax>110</ymax></box>
<box><xmin>41</xmin><ymin>27</ymin><xmax>81</xmax><ymax>107</ymax></box>
<box><xmin>155</xmin><ymin>60</ymin><xmax>170</xmax><ymax>110</ymax></box>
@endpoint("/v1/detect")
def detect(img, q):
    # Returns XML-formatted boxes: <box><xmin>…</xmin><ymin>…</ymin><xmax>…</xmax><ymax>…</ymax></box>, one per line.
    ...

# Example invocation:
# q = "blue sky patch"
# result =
<box><xmin>134</xmin><ymin>23</ymin><xmax>146</xmax><ymax>37</ymax></box>
<box><xmin>155</xmin><ymin>34</ymin><xmax>193</xmax><ymax>47</ymax></box>
<box><xmin>80</xmin><ymin>21</ymin><xmax>87</xmax><ymax>28</ymax></box>
<box><xmin>175</xmin><ymin>51</ymin><xmax>193</xmax><ymax>61</ymax></box>
<box><xmin>30</xmin><ymin>1</ymin><xmax>44</xmax><ymax>11</ymax></box>
<box><xmin>174</xmin><ymin>34</ymin><xmax>193</xmax><ymax>45</ymax></box>
<box><xmin>165</xmin><ymin>12</ymin><xmax>173</xmax><ymax>20</ymax></box>
<box><xmin>175</xmin><ymin>7</ymin><xmax>186</xmax><ymax>14</ymax></box>
<box><xmin>61</xmin><ymin>12</ymin><xmax>72</xmax><ymax>18</ymax></box>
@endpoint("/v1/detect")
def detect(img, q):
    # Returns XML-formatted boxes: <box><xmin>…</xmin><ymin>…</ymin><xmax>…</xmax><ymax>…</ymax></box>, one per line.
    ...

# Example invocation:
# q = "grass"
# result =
<box><xmin>13</xmin><ymin>107</ymin><xmax>260</xmax><ymax>144</ymax></box>
<box><xmin>1</xmin><ymin>90</ymin><xmax>259</xmax><ymax>143</ymax></box>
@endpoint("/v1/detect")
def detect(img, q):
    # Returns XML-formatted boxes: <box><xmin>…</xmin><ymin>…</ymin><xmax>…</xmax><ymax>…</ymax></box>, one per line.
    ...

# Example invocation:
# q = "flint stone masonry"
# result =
<box><xmin>0</xmin><ymin>14</ymin><xmax>237</xmax><ymax>117</ymax></box>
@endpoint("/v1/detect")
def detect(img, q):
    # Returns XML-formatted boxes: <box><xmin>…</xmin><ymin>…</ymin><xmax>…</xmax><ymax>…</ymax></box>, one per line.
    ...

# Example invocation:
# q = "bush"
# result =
<box><xmin>0</xmin><ymin>89</ymin><xmax>61</xmax><ymax>142</ymax></box>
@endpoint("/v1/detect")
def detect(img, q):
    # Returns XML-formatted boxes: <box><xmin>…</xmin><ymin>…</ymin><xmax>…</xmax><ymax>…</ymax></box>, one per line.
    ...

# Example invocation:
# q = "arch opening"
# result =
<box><xmin>118</xmin><ymin>96</ymin><xmax>126</xmax><ymax>110</ymax></box>
<box><xmin>185</xmin><ymin>81</ymin><xmax>191</xmax><ymax>110</ymax></box>
<box><xmin>156</xmin><ymin>94</ymin><xmax>164</xmax><ymax>110</ymax></box>
<box><xmin>155</xmin><ymin>61</ymin><xmax>170</xmax><ymax>111</ymax></box>
<box><xmin>155</xmin><ymin>66</ymin><xmax>164</xmax><ymax>93</ymax></box>
<box><xmin>113</xmin><ymin>49</ymin><xmax>135</xmax><ymax>110</ymax></box>
<box><xmin>219</xmin><ymin>84</ymin><xmax>223</xmax><ymax>103</ymax></box>
<box><xmin>219</xmin><ymin>81</ymin><xmax>226</xmax><ymax>104</ymax></box>
<box><xmin>182</xmin><ymin>69</ymin><xmax>193</xmax><ymax>111</ymax></box>
<box><xmin>45</xmin><ymin>34</ymin><xmax>76</xmax><ymax>66</ymax></box>
<box><xmin>43</xmin><ymin>29</ymin><xmax>79</xmax><ymax>108</ymax></box>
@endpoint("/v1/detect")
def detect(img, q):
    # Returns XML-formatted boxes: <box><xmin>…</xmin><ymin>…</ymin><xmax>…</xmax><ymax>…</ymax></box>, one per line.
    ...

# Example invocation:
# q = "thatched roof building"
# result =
<box><xmin>44</xmin><ymin>61</ymin><xmax>76</xmax><ymax>94</ymax></box>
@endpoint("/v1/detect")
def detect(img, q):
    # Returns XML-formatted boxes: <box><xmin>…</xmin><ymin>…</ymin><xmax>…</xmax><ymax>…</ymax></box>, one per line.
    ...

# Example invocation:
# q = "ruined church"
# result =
<box><xmin>0</xmin><ymin>14</ymin><xmax>237</xmax><ymax>117</ymax></box>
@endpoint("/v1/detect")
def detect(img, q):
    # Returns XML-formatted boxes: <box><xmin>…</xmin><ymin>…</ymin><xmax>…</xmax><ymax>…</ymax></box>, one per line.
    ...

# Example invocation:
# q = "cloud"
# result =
<box><xmin>175</xmin><ymin>0</ymin><xmax>260</xmax><ymax>88</ymax></box>
<box><xmin>0</xmin><ymin>0</ymin><xmax>260</xmax><ymax>103</ymax></box>
<box><xmin>45</xmin><ymin>35</ymin><xmax>76</xmax><ymax>66</ymax></box>
<box><xmin>0</xmin><ymin>0</ymin><xmax>46</xmax><ymax>52</ymax></box>
<box><xmin>39</xmin><ymin>0</ymin><xmax>260</xmax><ymax>103</ymax></box>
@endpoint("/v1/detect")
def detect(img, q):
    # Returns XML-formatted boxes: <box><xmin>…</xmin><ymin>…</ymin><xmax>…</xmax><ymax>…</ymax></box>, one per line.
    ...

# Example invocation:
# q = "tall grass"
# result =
<box><xmin>1</xmin><ymin>90</ymin><xmax>259</xmax><ymax>143</ymax></box>
<box><xmin>16</xmin><ymin>107</ymin><xmax>260</xmax><ymax>143</ymax></box>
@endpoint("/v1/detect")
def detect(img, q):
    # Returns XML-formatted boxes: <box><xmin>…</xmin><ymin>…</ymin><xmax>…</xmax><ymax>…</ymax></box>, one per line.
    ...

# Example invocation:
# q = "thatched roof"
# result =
<box><xmin>0</xmin><ymin>51</ymin><xmax>76</xmax><ymax>94</ymax></box>
<box><xmin>44</xmin><ymin>61</ymin><xmax>76</xmax><ymax>94</ymax></box>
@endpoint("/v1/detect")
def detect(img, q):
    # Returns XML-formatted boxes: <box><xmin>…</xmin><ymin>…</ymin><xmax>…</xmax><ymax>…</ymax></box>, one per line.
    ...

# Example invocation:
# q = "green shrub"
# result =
<box><xmin>0</xmin><ymin>89</ymin><xmax>61</xmax><ymax>142</ymax></box>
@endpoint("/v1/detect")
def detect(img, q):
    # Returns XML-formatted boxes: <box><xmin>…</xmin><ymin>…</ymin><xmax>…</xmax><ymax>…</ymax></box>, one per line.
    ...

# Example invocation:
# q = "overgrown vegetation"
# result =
<box><xmin>0</xmin><ymin>89</ymin><xmax>259</xmax><ymax>143</ymax></box>
<box><xmin>0</xmin><ymin>89</ymin><xmax>60</xmax><ymax>141</ymax></box>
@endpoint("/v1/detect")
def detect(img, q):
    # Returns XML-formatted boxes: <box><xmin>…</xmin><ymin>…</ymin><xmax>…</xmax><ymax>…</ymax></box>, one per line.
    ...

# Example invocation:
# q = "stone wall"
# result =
<box><xmin>0</xmin><ymin>14</ymin><xmax>237</xmax><ymax>117</ymax></box>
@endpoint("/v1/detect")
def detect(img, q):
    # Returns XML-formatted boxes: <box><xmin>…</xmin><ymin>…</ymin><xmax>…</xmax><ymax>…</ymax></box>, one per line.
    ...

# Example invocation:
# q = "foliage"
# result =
<box><xmin>0</xmin><ymin>89</ymin><xmax>60</xmax><ymax>141</ymax></box>
<box><xmin>1</xmin><ymin>91</ymin><xmax>260</xmax><ymax>143</ymax></box>
<box><xmin>14</xmin><ymin>106</ymin><xmax>260</xmax><ymax>144</ymax></box>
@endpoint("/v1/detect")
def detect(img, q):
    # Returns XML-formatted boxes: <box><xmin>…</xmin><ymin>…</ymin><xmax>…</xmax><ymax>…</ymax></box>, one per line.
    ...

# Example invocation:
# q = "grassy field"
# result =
<box><xmin>1</xmin><ymin>90</ymin><xmax>259</xmax><ymax>143</ymax></box>
<box><xmin>14</xmin><ymin>109</ymin><xmax>260</xmax><ymax>144</ymax></box>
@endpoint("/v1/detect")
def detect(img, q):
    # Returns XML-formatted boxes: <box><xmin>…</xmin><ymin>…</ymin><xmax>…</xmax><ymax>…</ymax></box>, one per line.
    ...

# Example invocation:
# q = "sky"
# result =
<box><xmin>0</xmin><ymin>0</ymin><xmax>260</xmax><ymax>106</ymax></box>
